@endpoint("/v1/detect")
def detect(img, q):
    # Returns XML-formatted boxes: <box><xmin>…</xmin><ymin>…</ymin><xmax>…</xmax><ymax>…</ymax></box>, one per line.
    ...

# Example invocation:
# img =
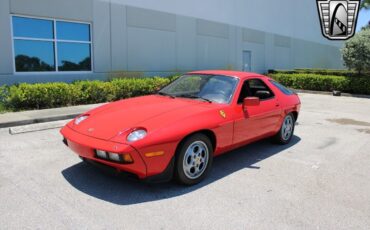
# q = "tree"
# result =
<box><xmin>360</xmin><ymin>0</ymin><xmax>370</xmax><ymax>30</ymax></box>
<box><xmin>58</xmin><ymin>57</ymin><xmax>91</xmax><ymax>71</ymax></box>
<box><xmin>15</xmin><ymin>55</ymin><xmax>54</xmax><ymax>72</ymax></box>
<box><xmin>341</xmin><ymin>28</ymin><xmax>370</xmax><ymax>74</ymax></box>
<box><xmin>360</xmin><ymin>0</ymin><xmax>370</xmax><ymax>9</ymax></box>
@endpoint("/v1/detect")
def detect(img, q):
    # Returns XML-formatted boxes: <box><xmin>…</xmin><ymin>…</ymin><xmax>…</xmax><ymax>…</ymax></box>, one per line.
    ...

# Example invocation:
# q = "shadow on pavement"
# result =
<box><xmin>61</xmin><ymin>136</ymin><xmax>301</xmax><ymax>205</ymax></box>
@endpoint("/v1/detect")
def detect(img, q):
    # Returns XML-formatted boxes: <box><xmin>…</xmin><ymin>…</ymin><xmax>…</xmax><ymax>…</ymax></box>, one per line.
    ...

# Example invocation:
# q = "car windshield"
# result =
<box><xmin>159</xmin><ymin>74</ymin><xmax>238</xmax><ymax>104</ymax></box>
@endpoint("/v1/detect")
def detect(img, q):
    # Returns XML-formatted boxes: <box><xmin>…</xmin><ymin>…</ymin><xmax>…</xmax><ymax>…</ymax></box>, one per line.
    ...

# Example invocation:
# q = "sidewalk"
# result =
<box><xmin>0</xmin><ymin>103</ymin><xmax>104</xmax><ymax>128</ymax></box>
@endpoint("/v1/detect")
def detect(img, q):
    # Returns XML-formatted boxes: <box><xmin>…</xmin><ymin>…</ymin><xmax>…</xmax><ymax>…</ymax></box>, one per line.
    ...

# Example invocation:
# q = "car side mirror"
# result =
<box><xmin>243</xmin><ymin>97</ymin><xmax>260</xmax><ymax>111</ymax></box>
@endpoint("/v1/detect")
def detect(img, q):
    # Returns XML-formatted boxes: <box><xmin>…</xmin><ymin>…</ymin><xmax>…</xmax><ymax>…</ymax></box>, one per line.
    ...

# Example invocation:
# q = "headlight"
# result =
<box><xmin>74</xmin><ymin>115</ymin><xmax>89</xmax><ymax>125</ymax></box>
<box><xmin>127</xmin><ymin>129</ymin><xmax>147</xmax><ymax>142</ymax></box>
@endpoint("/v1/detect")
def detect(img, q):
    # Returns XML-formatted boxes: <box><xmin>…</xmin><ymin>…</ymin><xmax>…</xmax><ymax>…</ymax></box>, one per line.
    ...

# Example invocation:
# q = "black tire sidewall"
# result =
<box><xmin>175</xmin><ymin>134</ymin><xmax>213</xmax><ymax>185</ymax></box>
<box><xmin>276</xmin><ymin>113</ymin><xmax>295</xmax><ymax>144</ymax></box>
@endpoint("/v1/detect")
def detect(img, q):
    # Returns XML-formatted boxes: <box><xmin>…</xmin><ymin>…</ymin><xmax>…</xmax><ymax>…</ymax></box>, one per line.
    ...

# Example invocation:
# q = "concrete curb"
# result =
<box><xmin>9</xmin><ymin>119</ymin><xmax>71</xmax><ymax>135</ymax></box>
<box><xmin>0</xmin><ymin>103</ymin><xmax>104</xmax><ymax>129</ymax></box>
<box><xmin>294</xmin><ymin>89</ymin><xmax>370</xmax><ymax>99</ymax></box>
<box><xmin>0</xmin><ymin>114</ymin><xmax>79</xmax><ymax>129</ymax></box>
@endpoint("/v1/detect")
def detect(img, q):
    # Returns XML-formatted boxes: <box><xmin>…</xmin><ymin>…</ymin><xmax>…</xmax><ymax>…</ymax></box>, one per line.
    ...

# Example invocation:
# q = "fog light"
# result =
<box><xmin>96</xmin><ymin>150</ymin><xmax>107</xmax><ymax>159</ymax></box>
<box><xmin>96</xmin><ymin>150</ymin><xmax>133</xmax><ymax>164</ymax></box>
<box><xmin>108</xmin><ymin>152</ymin><xmax>121</xmax><ymax>162</ymax></box>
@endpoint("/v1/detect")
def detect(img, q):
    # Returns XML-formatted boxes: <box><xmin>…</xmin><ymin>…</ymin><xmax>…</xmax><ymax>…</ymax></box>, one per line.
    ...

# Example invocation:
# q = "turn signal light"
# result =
<box><xmin>145</xmin><ymin>151</ymin><xmax>165</xmax><ymax>158</ymax></box>
<box><xmin>122</xmin><ymin>154</ymin><xmax>134</xmax><ymax>163</ymax></box>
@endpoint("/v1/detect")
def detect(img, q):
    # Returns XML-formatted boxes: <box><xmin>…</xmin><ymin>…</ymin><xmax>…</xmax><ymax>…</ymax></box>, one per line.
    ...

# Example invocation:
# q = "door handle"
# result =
<box><xmin>275</xmin><ymin>103</ymin><xmax>280</xmax><ymax>107</ymax></box>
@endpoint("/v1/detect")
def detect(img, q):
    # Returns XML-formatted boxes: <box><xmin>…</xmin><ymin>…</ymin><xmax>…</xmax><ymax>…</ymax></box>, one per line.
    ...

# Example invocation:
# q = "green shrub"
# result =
<box><xmin>1</xmin><ymin>77</ymin><xmax>174</xmax><ymax>111</ymax></box>
<box><xmin>0</xmin><ymin>85</ymin><xmax>8</xmax><ymax>103</ymax></box>
<box><xmin>0</xmin><ymin>85</ymin><xmax>8</xmax><ymax>113</ymax></box>
<box><xmin>268</xmin><ymin>69</ymin><xmax>369</xmax><ymax>78</ymax></box>
<box><xmin>5</xmin><ymin>83</ymin><xmax>76</xmax><ymax>110</ymax></box>
<box><xmin>268</xmin><ymin>73</ymin><xmax>370</xmax><ymax>95</ymax></box>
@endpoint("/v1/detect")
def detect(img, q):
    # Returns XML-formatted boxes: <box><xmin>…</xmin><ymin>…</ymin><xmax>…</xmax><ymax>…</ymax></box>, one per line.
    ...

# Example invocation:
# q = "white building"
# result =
<box><xmin>0</xmin><ymin>0</ymin><xmax>344</xmax><ymax>85</ymax></box>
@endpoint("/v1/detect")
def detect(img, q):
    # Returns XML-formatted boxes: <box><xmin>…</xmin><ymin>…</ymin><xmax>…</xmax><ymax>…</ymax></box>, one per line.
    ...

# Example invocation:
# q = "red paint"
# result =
<box><xmin>61</xmin><ymin>71</ymin><xmax>301</xmax><ymax>179</ymax></box>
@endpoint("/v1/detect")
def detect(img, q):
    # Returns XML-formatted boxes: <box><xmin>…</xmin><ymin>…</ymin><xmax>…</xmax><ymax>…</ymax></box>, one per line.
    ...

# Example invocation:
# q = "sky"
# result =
<box><xmin>356</xmin><ymin>9</ymin><xmax>370</xmax><ymax>31</ymax></box>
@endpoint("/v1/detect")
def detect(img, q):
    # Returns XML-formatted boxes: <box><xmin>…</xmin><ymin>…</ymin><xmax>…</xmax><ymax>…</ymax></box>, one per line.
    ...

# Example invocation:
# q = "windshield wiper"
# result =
<box><xmin>157</xmin><ymin>92</ymin><xmax>176</xmax><ymax>98</ymax></box>
<box><xmin>178</xmin><ymin>94</ymin><xmax>213</xmax><ymax>103</ymax></box>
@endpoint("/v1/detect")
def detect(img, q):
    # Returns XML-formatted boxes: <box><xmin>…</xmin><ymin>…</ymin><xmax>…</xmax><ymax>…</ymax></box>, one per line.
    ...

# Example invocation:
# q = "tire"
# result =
<box><xmin>273</xmin><ymin>113</ymin><xmax>295</xmax><ymax>145</ymax></box>
<box><xmin>175</xmin><ymin>134</ymin><xmax>213</xmax><ymax>185</ymax></box>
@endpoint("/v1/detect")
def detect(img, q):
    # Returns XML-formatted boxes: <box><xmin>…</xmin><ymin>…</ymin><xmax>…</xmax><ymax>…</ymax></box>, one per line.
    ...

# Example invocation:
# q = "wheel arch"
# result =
<box><xmin>291</xmin><ymin>111</ymin><xmax>298</xmax><ymax>121</ymax></box>
<box><xmin>284</xmin><ymin>109</ymin><xmax>298</xmax><ymax>122</ymax></box>
<box><xmin>173</xmin><ymin>129</ymin><xmax>216</xmax><ymax>185</ymax></box>
<box><xmin>176</xmin><ymin>129</ymin><xmax>217</xmax><ymax>154</ymax></box>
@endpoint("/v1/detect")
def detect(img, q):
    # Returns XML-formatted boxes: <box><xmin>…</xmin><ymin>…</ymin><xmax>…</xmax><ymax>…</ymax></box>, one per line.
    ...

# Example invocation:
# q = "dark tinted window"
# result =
<box><xmin>56</xmin><ymin>21</ymin><xmax>91</xmax><ymax>41</ymax></box>
<box><xmin>14</xmin><ymin>40</ymin><xmax>55</xmax><ymax>72</ymax></box>
<box><xmin>238</xmin><ymin>79</ymin><xmax>274</xmax><ymax>103</ymax></box>
<box><xmin>58</xmin><ymin>43</ymin><xmax>91</xmax><ymax>71</ymax></box>
<box><xmin>270</xmin><ymin>80</ymin><xmax>294</xmax><ymax>95</ymax></box>
<box><xmin>12</xmin><ymin>16</ymin><xmax>92</xmax><ymax>73</ymax></box>
<box><xmin>13</xmin><ymin>16</ymin><xmax>54</xmax><ymax>39</ymax></box>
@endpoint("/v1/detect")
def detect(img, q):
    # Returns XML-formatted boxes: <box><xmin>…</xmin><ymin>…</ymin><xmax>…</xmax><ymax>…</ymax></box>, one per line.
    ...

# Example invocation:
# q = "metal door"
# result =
<box><xmin>242</xmin><ymin>51</ymin><xmax>252</xmax><ymax>72</ymax></box>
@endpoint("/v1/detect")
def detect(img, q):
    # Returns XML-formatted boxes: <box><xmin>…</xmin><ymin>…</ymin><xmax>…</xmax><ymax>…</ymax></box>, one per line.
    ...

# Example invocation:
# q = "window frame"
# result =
<box><xmin>10</xmin><ymin>14</ymin><xmax>93</xmax><ymax>75</ymax></box>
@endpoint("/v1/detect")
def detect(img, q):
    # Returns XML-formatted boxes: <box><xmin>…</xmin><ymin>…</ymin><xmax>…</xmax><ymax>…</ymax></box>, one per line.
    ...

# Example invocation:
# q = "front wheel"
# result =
<box><xmin>175</xmin><ymin>134</ymin><xmax>213</xmax><ymax>185</ymax></box>
<box><xmin>273</xmin><ymin>113</ymin><xmax>295</xmax><ymax>144</ymax></box>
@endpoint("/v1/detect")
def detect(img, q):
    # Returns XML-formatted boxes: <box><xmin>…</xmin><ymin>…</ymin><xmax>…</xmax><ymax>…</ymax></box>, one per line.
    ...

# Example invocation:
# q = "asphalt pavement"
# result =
<box><xmin>0</xmin><ymin>93</ymin><xmax>369</xmax><ymax>229</ymax></box>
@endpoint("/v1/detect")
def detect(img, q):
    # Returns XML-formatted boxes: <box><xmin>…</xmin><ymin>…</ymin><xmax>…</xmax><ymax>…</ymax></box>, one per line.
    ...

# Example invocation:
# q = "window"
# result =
<box><xmin>12</xmin><ymin>16</ymin><xmax>92</xmax><ymax>73</ymax></box>
<box><xmin>270</xmin><ymin>80</ymin><xmax>294</xmax><ymax>95</ymax></box>
<box><xmin>238</xmin><ymin>79</ymin><xmax>274</xmax><ymax>103</ymax></box>
<box><xmin>159</xmin><ymin>75</ymin><xmax>238</xmax><ymax>104</ymax></box>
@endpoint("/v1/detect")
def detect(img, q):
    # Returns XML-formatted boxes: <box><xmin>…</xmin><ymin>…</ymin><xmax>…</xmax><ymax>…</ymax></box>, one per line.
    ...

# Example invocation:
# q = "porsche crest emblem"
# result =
<box><xmin>219</xmin><ymin>110</ymin><xmax>226</xmax><ymax>118</ymax></box>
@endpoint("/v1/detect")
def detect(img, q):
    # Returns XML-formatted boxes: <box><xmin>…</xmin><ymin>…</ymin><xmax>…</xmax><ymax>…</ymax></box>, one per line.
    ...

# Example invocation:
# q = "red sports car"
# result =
<box><xmin>61</xmin><ymin>70</ymin><xmax>301</xmax><ymax>185</ymax></box>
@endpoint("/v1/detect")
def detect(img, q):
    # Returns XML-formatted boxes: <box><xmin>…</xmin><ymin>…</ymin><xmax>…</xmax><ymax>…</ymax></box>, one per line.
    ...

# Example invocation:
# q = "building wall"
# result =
<box><xmin>0</xmin><ymin>0</ymin><xmax>344</xmax><ymax>85</ymax></box>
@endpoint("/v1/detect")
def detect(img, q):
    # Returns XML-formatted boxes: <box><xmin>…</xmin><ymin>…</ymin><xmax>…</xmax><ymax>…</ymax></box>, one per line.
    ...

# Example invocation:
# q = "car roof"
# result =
<box><xmin>188</xmin><ymin>70</ymin><xmax>271</xmax><ymax>81</ymax></box>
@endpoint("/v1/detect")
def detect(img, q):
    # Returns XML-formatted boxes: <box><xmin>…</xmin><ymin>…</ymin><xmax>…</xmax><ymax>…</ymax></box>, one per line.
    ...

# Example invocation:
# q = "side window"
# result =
<box><xmin>238</xmin><ymin>79</ymin><xmax>274</xmax><ymax>103</ymax></box>
<box><xmin>248</xmin><ymin>79</ymin><xmax>274</xmax><ymax>100</ymax></box>
<box><xmin>270</xmin><ymin>80</ymin><xmax>294</xmax><ymax>95</ymax></box>
<box><xmin>237</xmin><ymin>81</ymin><xmax>252</xmax><ymax>103</ymax></box>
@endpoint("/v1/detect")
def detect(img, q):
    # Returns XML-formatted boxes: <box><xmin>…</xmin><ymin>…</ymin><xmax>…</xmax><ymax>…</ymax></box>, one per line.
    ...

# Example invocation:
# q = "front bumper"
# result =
<box><xmin>61</xmin><ymin>125</ymin><xmax>147</xmax><ymax>179</ymax></box>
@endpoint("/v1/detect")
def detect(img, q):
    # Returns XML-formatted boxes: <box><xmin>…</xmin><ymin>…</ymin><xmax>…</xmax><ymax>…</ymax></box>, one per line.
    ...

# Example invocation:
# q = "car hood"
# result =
<box><xmin>69</xmin><ymin>95</ymin><xmax>217</xmax><ymax>141</ymax></box>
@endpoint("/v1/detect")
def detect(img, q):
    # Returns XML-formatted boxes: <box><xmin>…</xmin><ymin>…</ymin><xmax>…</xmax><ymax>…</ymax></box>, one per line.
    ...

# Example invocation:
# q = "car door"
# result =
<box><xmin>233</xmin><ymin>78</ymin><xmax>282</xmax><ymax>145</ymax></box>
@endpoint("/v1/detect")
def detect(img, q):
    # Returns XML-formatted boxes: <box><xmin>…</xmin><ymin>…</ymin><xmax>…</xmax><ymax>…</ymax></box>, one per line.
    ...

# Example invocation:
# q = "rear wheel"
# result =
<box><xmin>175</xmin><ymin>134</ymin><xmax>213</xmax><ymax>185</ymax></box>
<box><xmin>274</xmin><ymin>113</ymin><xmax>295</xmax><ymax>144</ymax></box>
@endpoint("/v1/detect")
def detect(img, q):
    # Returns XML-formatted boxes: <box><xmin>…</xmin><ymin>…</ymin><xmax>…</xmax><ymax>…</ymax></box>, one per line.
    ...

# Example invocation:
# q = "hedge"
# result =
<box><xmin>268</xmin><ymin>69</ymin><xmax>370</xmax><ymax>78</ymax></box>
<box><xmin>269</xmin><ymin>73</ymin><xmax>370</xmax><ymax>95</ymax></box>
<box><xmin>0</xmin><ymin>77</ymin><xmax>172</xmax><ymax>111</ymax></box>
<box><xmin>1</xmin><ymin>73</ymin><xmax>369</xmax><ymax>112</ymax></box>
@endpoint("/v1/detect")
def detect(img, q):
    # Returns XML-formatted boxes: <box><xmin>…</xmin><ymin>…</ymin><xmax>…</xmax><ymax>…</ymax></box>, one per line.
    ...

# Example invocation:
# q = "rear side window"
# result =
<box><xmin>270</xmin><ymin>80</ymin><xmax>294</xmax><ymax>95</ymax></box>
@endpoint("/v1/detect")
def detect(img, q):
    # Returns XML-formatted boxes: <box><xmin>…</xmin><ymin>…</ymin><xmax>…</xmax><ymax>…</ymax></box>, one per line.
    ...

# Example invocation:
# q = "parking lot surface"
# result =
<box><xmin>0</xmin><ymin>93</ymin><xmax>369</xmax><ymax>229</ymax></box>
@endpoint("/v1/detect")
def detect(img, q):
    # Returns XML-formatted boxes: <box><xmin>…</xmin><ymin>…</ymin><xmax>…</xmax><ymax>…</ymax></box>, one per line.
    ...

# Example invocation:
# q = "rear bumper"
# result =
<box><xmin>61</xmin><ymin>125</ymin><xmax>147</xmax><ymax>179</ymax></box>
